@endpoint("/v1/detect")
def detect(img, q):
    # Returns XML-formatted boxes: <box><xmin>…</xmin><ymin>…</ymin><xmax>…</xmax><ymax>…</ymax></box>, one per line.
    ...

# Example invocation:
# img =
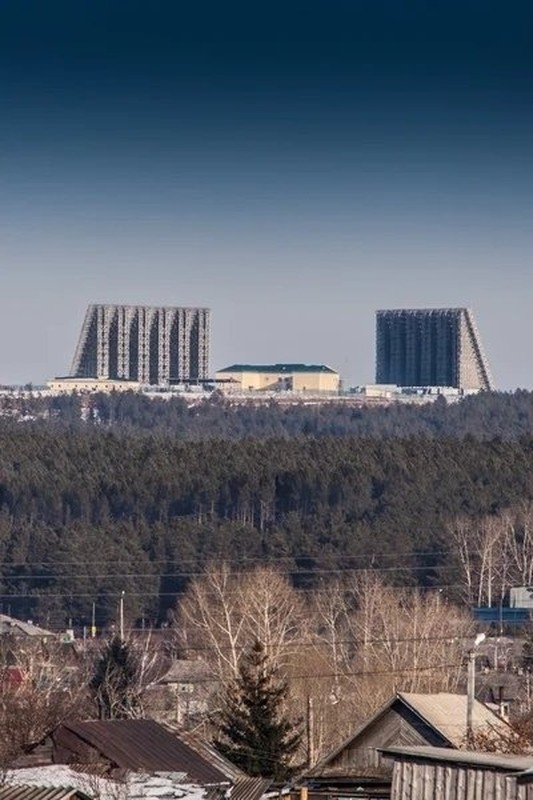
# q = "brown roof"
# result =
<box><xmin>0</xmin><ymin>789</ymin><xmax>89</xmax><ymax>800</ymax></box>
<box><xmin>176</xmin><ymin>728</ymin><xmax>248</xmax><ymax>782</ymax></box>
<box><xmin>59</xmin><ymin>720</ymin><xmax>230</xmax><ymax>784</ymax></box>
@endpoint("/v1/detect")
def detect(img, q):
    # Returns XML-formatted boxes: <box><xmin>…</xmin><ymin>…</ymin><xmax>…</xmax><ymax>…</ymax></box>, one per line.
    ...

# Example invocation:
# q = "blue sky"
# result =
<box><xmin>1</xmin><ymin>1</ymin><xmax>533</xmax><ymax>387</ymax></box>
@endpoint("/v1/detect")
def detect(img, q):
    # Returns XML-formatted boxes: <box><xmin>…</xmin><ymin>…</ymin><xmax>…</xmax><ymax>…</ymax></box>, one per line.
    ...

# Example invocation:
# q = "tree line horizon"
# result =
<box><xmin>1</xmin><ymin>389</ymin><xmax>533</xmax><ymax>624</ymax></box>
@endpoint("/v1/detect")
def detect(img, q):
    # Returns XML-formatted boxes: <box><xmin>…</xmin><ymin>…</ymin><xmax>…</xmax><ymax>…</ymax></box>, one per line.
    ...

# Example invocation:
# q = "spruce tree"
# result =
<box><xmin>89</xmin><ymin>636</ymin><xmax>144</xmax><ymax>719</ymax></box>
<box><xmin>214</xmin><ymin>640</ymin><xmax>302</xmax><ymax>782</ymax></box>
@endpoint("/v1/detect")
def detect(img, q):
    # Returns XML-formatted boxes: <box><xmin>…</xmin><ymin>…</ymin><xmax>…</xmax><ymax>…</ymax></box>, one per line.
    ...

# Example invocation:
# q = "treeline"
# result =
<box><xmin>1</xmin><ymin>425</ymin><xmax>533</xmax><ymax>625</ymax></box>
<box><xmin>4</xmin><ymin>388</ymin><xmax>533</xmax><ymax>438</ymax></box>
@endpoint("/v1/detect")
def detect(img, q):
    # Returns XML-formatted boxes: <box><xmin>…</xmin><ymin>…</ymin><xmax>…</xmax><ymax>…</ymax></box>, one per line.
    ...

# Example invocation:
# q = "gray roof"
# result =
<box><xmin>230</xmin><ymin>778</ymin><xmax>272</xmax><ymax>800</ymax></box>
<box><xmin>0</xmin><ymin>614</ymin><xmax>54</xmax><ymax>638</ymax></box>
<box><xmin>312</xmin><ymin>691</ymin><xmax>512</xmax><ymax>773</ymax></box>
<box><xmin>0</xmin><ymin>788</ymin><xmax>90</xmax><ymax>800</ymax></box>
<box><xmin>379</xmin><ymin>745</ymin><xmax>533</xmax><ymax>772</ymax></box>
<box><xmin>159</xmin><ymin>660</ymin><xmax>215</xmax><ymax>685</ymax></box>
<box><xmin>218</xmin><ymin>364</ymin><xmax>337</xmax><ymax>375</ymax></box>
<box><xmin>396</xmin><ymin>692</ymin><xmax>511</xmax><ymax>748</ymax></box>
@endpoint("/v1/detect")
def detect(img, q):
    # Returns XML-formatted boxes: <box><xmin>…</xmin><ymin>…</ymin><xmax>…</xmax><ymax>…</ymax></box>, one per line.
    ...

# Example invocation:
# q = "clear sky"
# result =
<box><xmin>1</xmin><ymin>0</ymin><xmax>532</xmax><ymax>388</ymax></box>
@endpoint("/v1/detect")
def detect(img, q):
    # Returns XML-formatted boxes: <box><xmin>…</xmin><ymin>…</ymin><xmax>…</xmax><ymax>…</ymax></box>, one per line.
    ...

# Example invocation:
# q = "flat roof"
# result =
<box><xmin>218</xmin><ymin>364</ymin><xmax>338</xmax><ymax>374</ymax></box>
<box><xmin>379</xmin><ymin>746</ymin><xmax>533</xmax><ymax>772</ymax></box>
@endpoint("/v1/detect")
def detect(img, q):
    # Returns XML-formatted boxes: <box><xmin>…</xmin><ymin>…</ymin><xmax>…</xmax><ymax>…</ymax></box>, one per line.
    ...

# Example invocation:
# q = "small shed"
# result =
<box><xmin>380</xmin><ymin>745</ymin><xmax>533</xmax><ymax>800</ymax></box>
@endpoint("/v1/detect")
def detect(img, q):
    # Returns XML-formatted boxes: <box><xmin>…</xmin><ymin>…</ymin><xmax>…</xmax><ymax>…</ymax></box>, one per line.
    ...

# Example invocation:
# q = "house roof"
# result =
<box><xmin>0</xmin><ymin>788</ymin><xmax>90</xmax><ymax>800</ymax></box>
<box><xmin>158</xmin><ymin>660</ymin><xmax>215</xmax><ymax>685</ymax></box>
<box><xmin>379</xmin><ymin>745</ymin><xmax>533</xmax><ymax>772</ymax></box>
<box><xmin>218</xmin><ymin>364</ymin><xmax>337</xmax><ymax>375</ymax></box>
<box><xmin>396</xmin><ymin>692</ymin><xmax>511</xmax><ymax>747</ymax></box>
<box><xmin>310</xmin><ymin>691</ymin><xmax>512</xmax><ymax>775</ymax></box>
<box><xmin>230</xmin><ymin>777</ymin><xmax>272</xmax><ymax>800</ymax></box>
<box><xmin>58</xmin><ymin>720</ymin><xmax>230</xmax><ymax>784</ymax></box>
<box><xmin>173</xmin><ymin>731</ymin><xmax>271</xmax><ymax>800</ymax></box>
<box><xmin>0</xmin><ymin>614</ymin><xmax>54</xmax><ymax>638</ymax></box>
<box><xmin>176</xmin><ymin>729</ymin><xmax>248</xmax><ymax>783</ymax></box>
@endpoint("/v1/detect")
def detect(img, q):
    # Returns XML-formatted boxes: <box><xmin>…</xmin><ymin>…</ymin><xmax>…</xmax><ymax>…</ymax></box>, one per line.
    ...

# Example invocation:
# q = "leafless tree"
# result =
<box><xmin>449</xmin><ymin>506</ymin><xmax>533</xmax><ymax>609</ymax></box>
<box><xmin>0</xmin><ymin>641</ymin><xmax>89</xmax><ymax>768</ymax></box>
<box><xmin>174</xmin><ymin>564</ymin><xmax>306</xmax><ymax>679</ymax></box>
<box><xmin>90</xmin><ymin>633</ymin><xmax>164</xmax><ymax>719</ymax></box>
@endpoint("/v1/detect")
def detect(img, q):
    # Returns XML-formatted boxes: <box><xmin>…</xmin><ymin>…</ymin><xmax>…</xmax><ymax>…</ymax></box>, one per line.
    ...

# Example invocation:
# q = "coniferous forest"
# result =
<box><xmin>1</xmin><ymin>389</ymin><xmax>533</xmax><ymax>626</ymax></box>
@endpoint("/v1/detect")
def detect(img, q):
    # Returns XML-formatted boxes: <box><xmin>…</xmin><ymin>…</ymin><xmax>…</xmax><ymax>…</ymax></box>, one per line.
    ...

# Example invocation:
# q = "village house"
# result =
<box><xmin>299</xmin><ymin>692</ymin><xmax>513</xmax><ymax>800</ymax></box>
<box><xmin>17</xmin><ymin>719</ymin><xmax>270</xmax><ymax>800</ymax></box>
<box><xmin>380</xmin><ymin>745</ymin><xmax>533</xmax><ymax>800</ymax></box>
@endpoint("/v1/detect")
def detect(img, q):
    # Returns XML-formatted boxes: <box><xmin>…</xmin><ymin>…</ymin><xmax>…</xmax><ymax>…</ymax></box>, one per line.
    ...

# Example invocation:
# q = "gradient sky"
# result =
<box><xmin>1</xmin><ymin>1</ymin><xmax>533</xmax><ymax>388</ymax></box>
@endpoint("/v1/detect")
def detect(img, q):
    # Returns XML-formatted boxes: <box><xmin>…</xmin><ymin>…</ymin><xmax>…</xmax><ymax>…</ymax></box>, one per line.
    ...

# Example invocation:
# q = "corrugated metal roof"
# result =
<box><xmin>398</xmin><ymin>692</ymin><xmax>511</xmax><ymax>748</ymax></box>
<box><xmin>60</xmin><ymin>721</ymin><xmax>230</xmax><ymax>785</ymax></box>
<box><xmin>0</xmin><ymin>787</ymin><xmax>88</xmax><ymax>800</ymax></box>
<box><xmin>230</xmin><ymin>777</ymin><xmax>271</xmax><ymax>800</ymax></box>
<box><xmin>379</xmin><ymin>745</ymin><xmax>533</xmax><ymax>771</ymax></box>
<box><xmin>176</xmin><ymin>729</ymin><xmax>248</xmax><ymax>783</ymax></box>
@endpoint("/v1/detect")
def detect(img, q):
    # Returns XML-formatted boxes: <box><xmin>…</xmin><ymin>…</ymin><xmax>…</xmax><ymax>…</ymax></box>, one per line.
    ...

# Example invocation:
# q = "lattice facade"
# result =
<box><xmin>375</xmin><ymin>308</ymin><xmax>493</xmax><ymax>391</ymax></box>
<box><xmin>70</xmin><ymin>304</ymin><xmax>210</xmax><ymax>385</ymax></box>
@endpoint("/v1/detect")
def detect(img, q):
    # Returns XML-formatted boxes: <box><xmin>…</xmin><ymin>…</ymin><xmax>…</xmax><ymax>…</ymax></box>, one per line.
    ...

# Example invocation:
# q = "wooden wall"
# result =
<box><xmin>390</xmin><ymin>757</ymin><xmax>533</xmax><ymax>800</ymax></box>
<box><xmin>328</xmin><ymin>706</ymin><xmax>449</xmax><ymax>775</ymax></box>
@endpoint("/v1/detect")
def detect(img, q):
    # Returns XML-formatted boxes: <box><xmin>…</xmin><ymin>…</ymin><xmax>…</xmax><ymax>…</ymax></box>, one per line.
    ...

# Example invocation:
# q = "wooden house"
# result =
<box><xmin>300</xmin><ymin>692</ymin><xmax>512</xmax><ymax>800</ymax></box>
<box><xmin>381</xmin><ymin>745</ymin><xmax>533</xmax><ymax>800</ymax></box>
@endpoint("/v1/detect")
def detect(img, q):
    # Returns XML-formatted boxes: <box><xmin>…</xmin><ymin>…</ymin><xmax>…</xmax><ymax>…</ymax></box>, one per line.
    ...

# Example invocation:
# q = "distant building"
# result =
<box><xmin>47</xmin><ymin>377</ymin><xmax>143</xmax><ymax>394</ymax></box>
<box><xmin>510</xmin><ymin>586</ymin><xmax>533</xmax><ymax>609</ymax></box>
<box><xmin>216</xmin><ymin>364</ymin><xmax>340</xmax><ymax>393</ymax></box>
<box><xmin>375</xmin><ymin>308</ymin><xmax>493</xmax><ymax>391</ymax></box>
<box><xmin>70</xmin><ymin>304</ymin><xmax>210</xmax><ymax>386</ymax></box>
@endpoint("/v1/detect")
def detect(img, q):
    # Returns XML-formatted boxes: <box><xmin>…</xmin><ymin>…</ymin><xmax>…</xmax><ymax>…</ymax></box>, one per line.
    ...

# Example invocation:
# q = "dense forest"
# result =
<box><xmin>2</xmin><ymin>397</ymin><xmax>533</xmax><ymax>626</ymax></box>
<box><xmin>4</xmin><ymin>387</ymin><xmax>533</xmax><ymax>438</ymax></box>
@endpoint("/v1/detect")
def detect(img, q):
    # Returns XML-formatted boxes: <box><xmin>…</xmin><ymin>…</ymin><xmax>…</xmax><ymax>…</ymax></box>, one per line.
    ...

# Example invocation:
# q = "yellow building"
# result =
<box><xmin>216</xmin><ymin>364</ymin><xmax>340</xmax><ymax>393</ymax></box>
<box><xmin>47</xmin><ymin>377</ymin><xmax>143</xmax><ymax>394</ymax></box>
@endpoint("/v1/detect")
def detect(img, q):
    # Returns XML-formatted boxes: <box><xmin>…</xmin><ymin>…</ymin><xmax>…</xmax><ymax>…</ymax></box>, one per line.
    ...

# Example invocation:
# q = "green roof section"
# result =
<box><xmin>218</xmin><ymin>364</ymin><xmax>337</xmax><ymax>374</ymax></box>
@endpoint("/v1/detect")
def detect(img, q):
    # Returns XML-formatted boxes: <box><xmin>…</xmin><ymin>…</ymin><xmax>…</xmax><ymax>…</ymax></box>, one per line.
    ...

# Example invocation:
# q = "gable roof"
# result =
<box><xmin>0</xmin><ymin>614</ymin><xmax>54</xmax><ymax>638</ymax></box>
<box><xmin>396</xmin><ymin>692</ymin><xmax>510</xmax><ymax>747</ymax></box>
<box><xmin>311</xmin><ymin>691</ymin><xmax>512</xmax><ymax>773</ymax></box>
<box><xmin>58</xmin><ymin>720</ymin><xmax>229</xmax><ymax>784</ymax></box>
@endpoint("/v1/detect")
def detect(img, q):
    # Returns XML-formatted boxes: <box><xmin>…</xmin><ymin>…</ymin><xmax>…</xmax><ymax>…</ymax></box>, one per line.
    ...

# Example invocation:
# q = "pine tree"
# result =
<box><xmin>214</xmin><ymin>640</ymin><xmax>302</xmax><ymax>782</ymax></box>
<box><xmin>89</xmin><ymin>636</ymin><xmax>144</xmax><ymax>719</ymax></box>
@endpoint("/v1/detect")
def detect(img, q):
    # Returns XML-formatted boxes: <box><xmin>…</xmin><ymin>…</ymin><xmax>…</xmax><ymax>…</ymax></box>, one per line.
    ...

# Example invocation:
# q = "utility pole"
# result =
<box><xmin>119</xmin><ymin>591</ymin><xmax>125</xmax><ymax>640</ymax></box>
<box><xmin>306</xmin><ymin>695</ymin><xmax>315</xmax><ymax>767</ymax></box>
<box><xmin>466</xmin><ymin>633</ymin><xmax>486</xmax><ymax>747</ymax></box>
<box><xmin>91</xmin><ymin>602</ymin><xmax>96</xmax><ymax>639</ymax></box>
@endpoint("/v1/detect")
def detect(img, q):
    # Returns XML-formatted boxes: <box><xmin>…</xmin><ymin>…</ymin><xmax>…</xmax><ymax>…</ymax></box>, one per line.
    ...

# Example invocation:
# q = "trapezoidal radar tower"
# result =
<box><xmin>70</xmin><ymin>304</ymin><xmax>210</xmax><ymax>385</ymax></box>
<box><xmin>375</xmin><ymin>307</ymin><xmax>493</xmax><ymax>391</ymax></box>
